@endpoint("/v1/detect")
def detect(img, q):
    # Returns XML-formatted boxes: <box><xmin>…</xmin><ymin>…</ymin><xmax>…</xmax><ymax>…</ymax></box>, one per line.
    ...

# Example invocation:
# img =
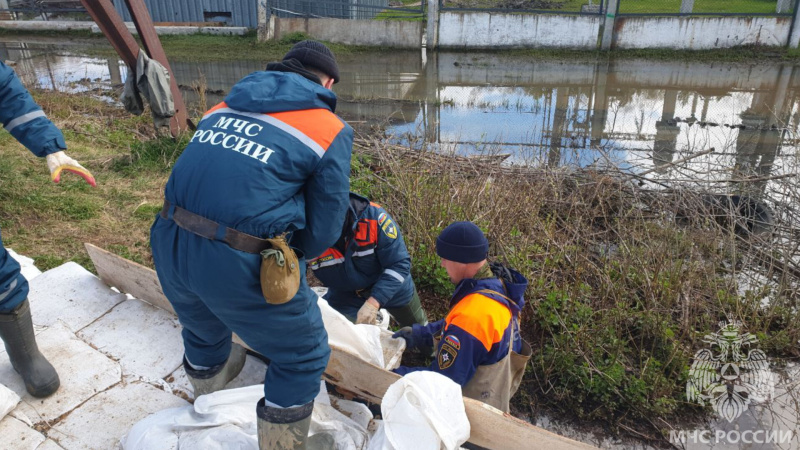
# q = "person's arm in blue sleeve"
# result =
<box><xmin>392</xmin><ymin>318</ymin><xmax>443</xmax><ymax>352</ymax></box>
<box><xmin>368</xmin><ymin>210</ymin><xmax>411</xmax><ymax>305</ymax></box>
<box><xmin>412</xmin><ymin>318</ymin><xmax>443</xmax><ymax>350</ymax></box>
<box><xmin>0</xmin><ymin>61</ymin><xmax>66</xmax><ymax>157</ymax></box>
<box><xmin>393</xmin><ymin>324</ymin><xmax>486</xmax><ymax>385</ymax></box>
<box><xmin>293</xmin><ymin>124</ymin><xmax>353</xmax><ymax>259</ymax></box>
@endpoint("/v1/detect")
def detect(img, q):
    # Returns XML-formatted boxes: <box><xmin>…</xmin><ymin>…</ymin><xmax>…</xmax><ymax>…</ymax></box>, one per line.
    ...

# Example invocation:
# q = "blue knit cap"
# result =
<box><xmin>436</xmin><ymin>221</ymin><xmax>488</xmax><ymax>264</ymax></box>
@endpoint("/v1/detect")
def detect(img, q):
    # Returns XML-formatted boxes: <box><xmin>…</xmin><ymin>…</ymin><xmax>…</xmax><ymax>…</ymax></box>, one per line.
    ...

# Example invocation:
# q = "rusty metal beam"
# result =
<box><xmin>123</xmin><ymin>0</ymin><xmax>191</xmax><ymax>136</ymax></box>
<box><xmin>79</xmin><ymin>0</ymin><xmax>138</xmax><ymax>69</ymax></box>
<box><xmin>80</xmin><ymin>0</ymin><xmax>193</xmax><ymax>137</ymax></box>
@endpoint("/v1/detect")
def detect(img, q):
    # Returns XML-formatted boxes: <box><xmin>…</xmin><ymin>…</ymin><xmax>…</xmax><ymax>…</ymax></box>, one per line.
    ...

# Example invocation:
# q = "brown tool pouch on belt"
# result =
<box><xmin>259</xmin><ymin>235</ymin><xmax>302</xmax><ymax>305</ymax></box>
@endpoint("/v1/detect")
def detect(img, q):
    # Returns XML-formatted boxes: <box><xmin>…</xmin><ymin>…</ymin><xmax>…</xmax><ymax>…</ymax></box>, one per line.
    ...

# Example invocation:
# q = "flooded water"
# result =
<box><xmin>1</xmin><ymin>36</ymin><xmax>798</xmax><ymax>449</ymax></box>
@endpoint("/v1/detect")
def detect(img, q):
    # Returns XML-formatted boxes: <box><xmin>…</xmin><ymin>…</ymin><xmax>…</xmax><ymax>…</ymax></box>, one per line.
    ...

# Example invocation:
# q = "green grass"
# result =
<box><xmin>0</xmin><ymin>90</ymin><xmax>170</xmax><ymax>273</ymax></box>
<box><xmin>619</xmin><ymin>0</ymin><xmax>788</xmax><ymax>14</ymax></box>
<box><xmin>2</xmin><ymin>27</ymin><xmax>800</xmax><ymax>63</ymax></box>
<box><xmin>445</xmin><ymin>0</ymin><xmax>788</xmax><ymax>13</ymax></box>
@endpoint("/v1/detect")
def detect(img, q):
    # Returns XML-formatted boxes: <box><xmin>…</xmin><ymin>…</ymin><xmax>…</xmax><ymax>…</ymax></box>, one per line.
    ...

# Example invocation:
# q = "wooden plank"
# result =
<box><xmin>84</xmin><ymin>243</ymin><xmax>592</xmax><ymax>450</ymax></box>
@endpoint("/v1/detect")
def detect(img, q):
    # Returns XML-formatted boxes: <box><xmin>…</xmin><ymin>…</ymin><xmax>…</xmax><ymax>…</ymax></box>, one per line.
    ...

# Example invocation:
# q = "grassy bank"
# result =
<box><xmin>1</xmin><ymin>28</ymin><xmax>800</xmax><ymax>63</ymax></box>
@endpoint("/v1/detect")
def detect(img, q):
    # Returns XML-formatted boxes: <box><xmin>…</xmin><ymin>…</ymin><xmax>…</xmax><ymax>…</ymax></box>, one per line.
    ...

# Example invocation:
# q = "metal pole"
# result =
<box><xmin>788</xmin><ymin>0</ymin><xmax>800</xmax><ymax>47</ymax></box>
<box><xmin>600</xmin><ymin>0</ymin><xmax>619</xmax><ymax>50</ymax></box>
<box><xmin>426</xmin><ymin>0</ymin><xmax>439</xmax><ymax>50</ymax></box>
<box><xmin>257</xmin><ymin>0</ymin><xmax>268</xmax><ymax>43</ymax></box>
<box><xmin>79</xmin><ymin>0</ymin><xmax>139</xmax><ymax>69</ymax></box>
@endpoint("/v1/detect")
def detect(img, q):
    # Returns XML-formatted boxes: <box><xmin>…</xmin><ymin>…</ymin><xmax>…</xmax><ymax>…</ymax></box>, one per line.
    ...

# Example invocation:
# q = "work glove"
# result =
<box><xmin>392</xmin><ymin>326</ymin><xmax>415</xmax><ymax>349</ymax></box>
<box><xmin>46</xmin><ymin>151</ymin><xmax>96</xmax><ymax>187</ymax></box>
<box><xmin>356</xmin><ymin>299</ymin><xmax>380</xmax><ymax>325</ymax></box>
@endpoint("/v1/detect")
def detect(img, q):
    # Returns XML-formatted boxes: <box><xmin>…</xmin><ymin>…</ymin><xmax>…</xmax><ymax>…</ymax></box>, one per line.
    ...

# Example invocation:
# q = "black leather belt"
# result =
<box><xmin>160</xmin><ymin>200</ymin><xmax>272</xmax><ymax>254</ymax></box>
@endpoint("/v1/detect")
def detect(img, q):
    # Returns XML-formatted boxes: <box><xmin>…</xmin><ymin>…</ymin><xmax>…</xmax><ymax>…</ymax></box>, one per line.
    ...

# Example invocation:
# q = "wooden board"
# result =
<box><xmin>85</xmin><ymin>243</ymin><xmax>592</xmax><ymax>450</ymax></box>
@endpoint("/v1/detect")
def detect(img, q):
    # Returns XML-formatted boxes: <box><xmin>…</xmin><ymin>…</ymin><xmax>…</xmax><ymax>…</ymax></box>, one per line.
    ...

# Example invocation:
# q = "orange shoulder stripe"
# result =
<box><xmin>204</xmin><ymin>101</ymin><xmax>228</xmax><ymax>116</ymax></box>
<box><xmin>445</xmin><ymin>293</ymin><xmax>512</xmax><ymax>352</ymax></box>
<box><xmin>268</xmin><ymin>109</ymin><xmax>344</xmax><ymax>152</ymax></box>
<box><xmin>369</xmin><ymin>201</ymin><xmax>382</xmax><ymax>208</ymax></box>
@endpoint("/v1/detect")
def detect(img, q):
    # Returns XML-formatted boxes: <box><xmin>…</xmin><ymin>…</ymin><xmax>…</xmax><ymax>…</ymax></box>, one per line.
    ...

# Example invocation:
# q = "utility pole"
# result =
<box><xmin>426</xmin><ymin>0</ymin><xmax>439</xmax><ymax>50</ymax></box>
<box><xmin>600</xmin><ymin>0</ymin><xmax>619</xmax><ymax>50</ymax></box>
<box><xmin>790</xmin><ymin>0</ymin><xmax>800</xmax><ymax>47</ymax></box>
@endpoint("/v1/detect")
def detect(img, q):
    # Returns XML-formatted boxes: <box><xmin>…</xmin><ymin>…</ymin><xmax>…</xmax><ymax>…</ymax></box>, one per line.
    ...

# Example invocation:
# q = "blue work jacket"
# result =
<box><xmin>0</xmin><ymin>61</ymin><xmax>66</xmax><ymax>157</ymax></box>
<box><xmin>162</xmin><ymin>70</ymin><xmax>353</xmax><ymax>259</ymax></box>
<box><xmin>309</xmin><ymin>193</ymin><xmax>414</xmax><ymax>313</ymax></box>
<box><xmin>394</xmin><ymin>264</ymin><xmax>527</xmax><ymax>387</ymax></box>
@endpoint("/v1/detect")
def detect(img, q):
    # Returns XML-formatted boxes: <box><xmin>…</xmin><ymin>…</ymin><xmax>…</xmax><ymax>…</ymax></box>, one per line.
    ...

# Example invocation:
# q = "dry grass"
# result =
<box><xmin>351</xmin><ymin>134</ymin><xmax>800</xmax><ymax>444</ymax></box>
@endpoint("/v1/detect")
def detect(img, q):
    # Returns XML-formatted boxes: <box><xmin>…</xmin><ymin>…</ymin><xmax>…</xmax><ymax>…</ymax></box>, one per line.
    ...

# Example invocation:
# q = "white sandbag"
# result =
<box><xmin>370</xmin><ymin>372</ymin><xmax>470</xmax><ymax>450</ymax></box>
<box><xmin>121</xmin><ymin>382</ymin><xmax>371</xmax><ymax>450</ymax></box>
<box><xmin>318</xmin><ymin>297</ymin><xmax>405</xmax><ymax>370</ymax></box>
<box><xmin>311</xmin><ymin>381</ymin><xmax>372</xmax><ymax>449</ymax></box>
<box><xmin>7</xmin><ymin>248</ymin><xmax>42</xmax><ymax>282</ymax></box>
<box><xmin>0</xmin><ymin>382</ymin><xmax>20</xmax><ymax>420</ymax></box>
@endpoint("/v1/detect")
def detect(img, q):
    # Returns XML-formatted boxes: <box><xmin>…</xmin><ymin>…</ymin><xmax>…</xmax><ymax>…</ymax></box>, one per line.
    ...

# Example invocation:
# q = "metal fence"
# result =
<box><xmin>2</xmin><ymin>0</ymin><xmax>86</xmax><ymax>19</ymax></box>
<box><xmin>111</xmin><ymin>0</ymin><xmax>258</xmax><ymax>28</ymax></box>
<box><xmin>269</xmin><ymin>0</ymin><xmax>424</xmax><ymax>20</ymax></box>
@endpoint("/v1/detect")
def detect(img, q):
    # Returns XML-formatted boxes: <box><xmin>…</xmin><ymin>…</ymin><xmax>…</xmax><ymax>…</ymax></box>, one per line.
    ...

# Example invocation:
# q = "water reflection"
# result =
<box><xmin>2</xmin><ymin>40</ymin><xmax>797</xmax><ymax>182</ymax></box>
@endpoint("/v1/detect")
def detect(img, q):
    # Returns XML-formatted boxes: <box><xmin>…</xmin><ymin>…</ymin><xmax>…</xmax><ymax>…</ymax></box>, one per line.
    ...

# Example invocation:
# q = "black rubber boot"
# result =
<box><xmin>0</xmin><ymin>299</ymin><xmax>60</xmax><ymax>398</ymax></box>
<box><xmin>256</xmin><ymin>398</ymin><xmax>333</xmax><ymax>450</ymax></box>
<box><xmin>184</xmin><ymin>342</ymin><xmax>247</xmax><ymax>398</ymax></box>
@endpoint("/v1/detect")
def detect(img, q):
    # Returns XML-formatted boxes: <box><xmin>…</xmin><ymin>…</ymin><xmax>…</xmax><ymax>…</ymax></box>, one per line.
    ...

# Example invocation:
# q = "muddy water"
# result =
<box><xmin>1</xmin><ymin>37</ymin><xmax>798</xmax><ymax>449</ymax></box>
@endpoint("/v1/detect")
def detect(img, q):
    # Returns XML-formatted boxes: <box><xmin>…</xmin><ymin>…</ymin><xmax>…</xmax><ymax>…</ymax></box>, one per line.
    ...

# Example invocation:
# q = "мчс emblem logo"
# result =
<box><xmin>686</xmin><ymin>320</ymin><xmax>772</xmax><ymax>422</ymax></box>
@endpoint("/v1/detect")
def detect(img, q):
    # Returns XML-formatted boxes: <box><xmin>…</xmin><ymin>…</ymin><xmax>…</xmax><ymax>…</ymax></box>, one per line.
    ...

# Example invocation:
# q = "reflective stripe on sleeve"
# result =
<box><xmin>383</xmin><ymin>269</ymin><xmax>404</xmax><ymax>282</ymax></box>
<box><xmin>6</xmin><ymin>110</ymin><xmax>46</xmax><ymax>133</ymax></box>
<box><xmin>312</xmin><ymin>258</ymin><xmax>345</xmax><ymax>270</ymax></box>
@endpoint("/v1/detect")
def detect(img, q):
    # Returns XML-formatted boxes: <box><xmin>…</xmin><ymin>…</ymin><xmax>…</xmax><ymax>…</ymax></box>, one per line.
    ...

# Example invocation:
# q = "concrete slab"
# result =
<box><xmin>27</xmin><ymin>262</ymin><xmax>127</xmax><ymax>332</ymax></box>
<box><xmin>36</xmin><ymin>440</ymin><xmax>65</xmax><ymax>450</ymax></box>
<box><xmin>166</xmin><ymin>354</ymin><xmax>268</xmax><ymax>401</ymax></box>
<box><xmin>0</xmin><ymin>416</ymin><xmax>46</xmax><ymax>449</ymax></box>
<box><xmin>48</xmin><ymin>381</ymin><xmax>189</xmax><ymax>450</ymax></box>
<box><xmin>1</xmin><ymin>323</ymin><xmax>121</xmax><ymax>425</ymax></box>
<box><xmin>77</xmin><ymin>299</ymin><xmax>183</xmax><ymax>381</ymax></box>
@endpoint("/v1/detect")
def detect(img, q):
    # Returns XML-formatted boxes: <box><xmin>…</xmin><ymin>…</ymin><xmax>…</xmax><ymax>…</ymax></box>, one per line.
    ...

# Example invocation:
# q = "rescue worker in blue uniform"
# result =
<box><xmin>309</xmin><ymin>192</ymin><xmax>427</xmax><ymax>327</ymax></box>
<box><xmin>392</xmin><ymin>221</ymin><xmax>532</xmax><ymax>413</ymax></box>
<box><xmin>150</xmin><ymin>41</ymin><xmax>352</xmax><ymax>450</ymax></box>
<box><xmin>0</xmin><ymin>61</ymin><xmax>96</xmax><ymax>398</ymax></box>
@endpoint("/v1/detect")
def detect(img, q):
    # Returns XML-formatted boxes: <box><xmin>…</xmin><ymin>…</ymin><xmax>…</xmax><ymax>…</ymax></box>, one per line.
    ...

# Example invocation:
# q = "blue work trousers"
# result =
<box><xmin>150</xmin><ymin>216</ymin><xmax>330</xmax><ymax>407</ymax></box>
<box><xmin>0</xmin><ymin>229</ymin><xmax>28</xmax><ymax>313</ymax></box>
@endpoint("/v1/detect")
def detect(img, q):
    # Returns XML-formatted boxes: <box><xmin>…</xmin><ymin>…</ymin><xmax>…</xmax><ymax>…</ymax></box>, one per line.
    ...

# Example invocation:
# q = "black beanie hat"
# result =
<box><xmin>282</xmin><ymin>40</ymin><xmax>340</xmax><ymax>84</ymax></box>
<box><xmin>436</xmin><ymin>221</ymin><xmax>489</xmax><ymax>264</ymax></box>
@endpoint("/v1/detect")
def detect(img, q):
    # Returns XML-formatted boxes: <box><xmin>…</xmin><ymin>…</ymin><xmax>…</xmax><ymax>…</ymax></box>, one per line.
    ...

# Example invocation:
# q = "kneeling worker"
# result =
<box><xmin>309</xmin><ymin>192</ymin><xmax>427</xmax><ymax>327</ymax></box>
<box><xmin>392</xmin><ymin>221</ymin><xmax>531</xmax><ymax>413</ymax></box>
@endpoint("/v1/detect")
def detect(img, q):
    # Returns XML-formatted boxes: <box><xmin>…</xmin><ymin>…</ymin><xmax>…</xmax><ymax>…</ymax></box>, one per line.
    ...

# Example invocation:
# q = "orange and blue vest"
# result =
<box><xmin>309</xmin><ymin>193</ymin><xmax>414</xmax><ymax>317</ymax></box>
<box><xmin>394</xmin><ymin>264</ymin><xmax>527</xmax><ymax>386</ymax></box>
<box><xmin>160</xmin><ymin>70</ymin><xmax>353</xmax><ymax>260</ymax></box>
